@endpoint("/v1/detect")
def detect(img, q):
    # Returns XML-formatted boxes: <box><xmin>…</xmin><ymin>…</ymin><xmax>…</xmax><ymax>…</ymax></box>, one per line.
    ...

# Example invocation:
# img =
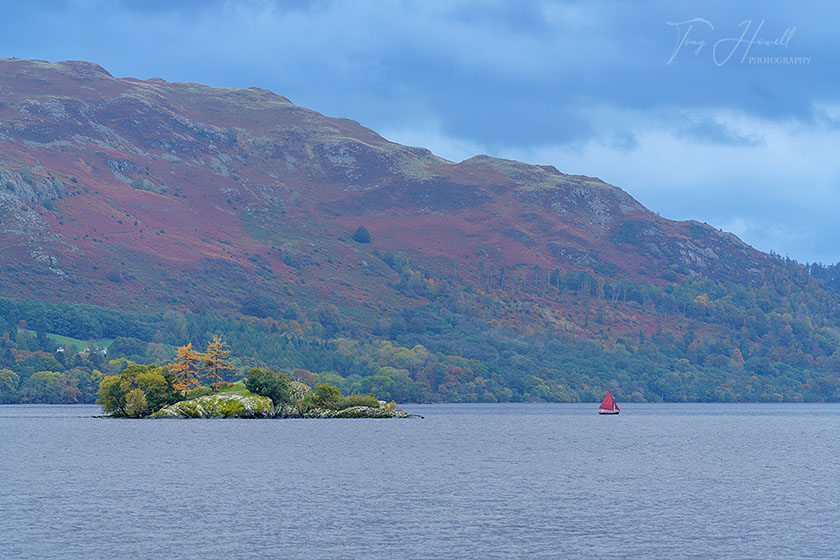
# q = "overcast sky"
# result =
<box><xmin>3</xmin><ymin>0</ymin><xmax>838</xmax><ymax>263</ymax></box>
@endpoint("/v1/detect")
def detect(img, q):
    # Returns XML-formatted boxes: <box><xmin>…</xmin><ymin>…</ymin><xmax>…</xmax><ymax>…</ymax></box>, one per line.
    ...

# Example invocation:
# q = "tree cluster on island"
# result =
<box><xmin>95</xmin><ymin>336</ymin><xmax>397</xmax><ymax>418</ymax></box>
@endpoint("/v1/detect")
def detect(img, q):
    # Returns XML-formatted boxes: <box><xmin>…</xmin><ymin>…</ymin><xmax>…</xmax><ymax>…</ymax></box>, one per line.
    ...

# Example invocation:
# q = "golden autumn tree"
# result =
<box><xmin>201</xmin><ymin>335</ymin><xmax>234</xmax><ymax>392</ymax></box>
<box><xmin>170</xmin><ymin>343</ymin><xmax>205</xmax><ymax>394</ymax></box>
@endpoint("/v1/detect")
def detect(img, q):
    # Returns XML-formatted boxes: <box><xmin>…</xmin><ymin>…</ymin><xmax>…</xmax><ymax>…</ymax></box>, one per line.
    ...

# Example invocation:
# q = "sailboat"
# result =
<box><xmin>598</xmin><ymin>390</ymin><xmax>620</xmax><ymax>415</ymax></box>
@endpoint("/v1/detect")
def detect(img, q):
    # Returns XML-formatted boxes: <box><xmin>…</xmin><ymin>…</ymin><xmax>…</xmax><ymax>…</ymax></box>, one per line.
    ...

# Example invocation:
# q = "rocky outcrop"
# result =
<box><xmin>152</xmin><ymin>382</ymin><xmax>421</xmax><ymax>419</ymax></box>
<box><xmin>155</xmin><ymin>391</ymin><xmax>272</xmax><ymax>418</ymax></box>
<box><xmin>273</xmin><ymin>404</ymin><xmax>420</xmax><ymax>419</ymax></box>
<box><xmin>311</xmin><ymin>405</ymin><xmax>419</xmax><ymax>418</ymax></box>
<box><xmin>287</xmin><ymin>381</ymin><xmax>311</xmax><ymax>402</ymax></box>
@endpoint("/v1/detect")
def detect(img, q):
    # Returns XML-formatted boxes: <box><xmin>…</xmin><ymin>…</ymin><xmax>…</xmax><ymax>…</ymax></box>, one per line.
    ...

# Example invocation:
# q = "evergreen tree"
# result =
<box><xmin>352</xmin><ymin>226</ymin><xmax>371</xmax><ymax>243</ymax></box>
<box><xmin>36</xmin><ymin>322</ymin><xmax>50</xmax><ymax>352</ymax></box>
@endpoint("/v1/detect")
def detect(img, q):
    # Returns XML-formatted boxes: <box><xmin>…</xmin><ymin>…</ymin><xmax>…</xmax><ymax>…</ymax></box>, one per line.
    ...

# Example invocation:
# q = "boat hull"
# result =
<box><xmin>598</xmin><ymin>409</ymin><xmax>619</xmax><ymax>415</ymax></box>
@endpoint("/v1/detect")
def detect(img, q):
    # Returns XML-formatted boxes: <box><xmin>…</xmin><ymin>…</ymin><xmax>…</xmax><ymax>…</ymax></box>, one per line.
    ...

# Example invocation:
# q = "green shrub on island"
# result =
<box><xmin>243</xmin><ymin>367</ymin><xmax>291</xmax><ymax>405</ymax></box>
<box><xmin>125</xmin><ymin>388</ymin><xmax>150</xmax><ymax>417</ymax></box>
<box><xmin>336</xmin><ymin>393</ymin><xmax>381</xmax><ymax>409</ymax></box>
<box><xmin>298</xmin><ymin>383</ymin><xmax>383</xmax><ymax>412</ymax></box>
<box><xmin>312</xmin><ymin>383</ymin><xmax>341</xmax><ymax>408</ymax></box>
<box><xmin>97</xmin><ymin>364</ymin><xmax>181</xmax><ymax>417</ymax></box>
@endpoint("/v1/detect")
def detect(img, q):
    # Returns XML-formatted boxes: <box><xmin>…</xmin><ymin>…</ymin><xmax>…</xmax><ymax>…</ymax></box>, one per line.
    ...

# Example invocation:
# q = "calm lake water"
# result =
<box><xmin>1</xmin><ymin>403</ymin><xmax>839</xmax><ymax>559</ymax></box>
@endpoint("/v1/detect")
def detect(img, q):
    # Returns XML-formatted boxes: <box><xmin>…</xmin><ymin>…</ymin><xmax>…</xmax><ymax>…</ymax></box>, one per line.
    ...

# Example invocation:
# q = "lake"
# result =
<box><xmin>1</xmin><ymin>403</ymin><xmax>838</xmax><ymax>559</ymax></box>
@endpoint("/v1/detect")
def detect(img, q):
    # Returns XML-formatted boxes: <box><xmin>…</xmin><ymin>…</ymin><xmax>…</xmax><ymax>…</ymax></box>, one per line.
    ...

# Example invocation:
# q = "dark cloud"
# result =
<box><xmin>3</xmin><ymin>0</ymin><xmax>834</xmax><ymax>147</ymax></box>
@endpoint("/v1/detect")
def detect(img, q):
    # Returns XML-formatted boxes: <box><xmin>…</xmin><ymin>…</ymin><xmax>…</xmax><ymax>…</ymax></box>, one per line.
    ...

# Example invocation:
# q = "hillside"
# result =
<box><xmin>1</xmin><ymin>58</ymin><xmax>839</xmax><ymax>404</ymax></box>
<box><xmin>808</xmin><ymin>262</ymin><xmax>840</xmax><ymax>295</ymax></box>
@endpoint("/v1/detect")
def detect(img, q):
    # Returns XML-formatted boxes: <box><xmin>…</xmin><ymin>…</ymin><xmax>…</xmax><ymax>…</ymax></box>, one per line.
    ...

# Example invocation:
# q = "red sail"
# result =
<box><xmin>599</xmin><ymin>390</ymin><xmax>616</xmax><ymax>411</ymax></box>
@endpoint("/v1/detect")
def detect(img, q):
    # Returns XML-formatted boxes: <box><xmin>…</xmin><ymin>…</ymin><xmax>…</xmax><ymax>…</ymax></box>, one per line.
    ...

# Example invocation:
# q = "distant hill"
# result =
<box><xmin>1</xmin><ymin>58</ymin><xmax>839</xmax><ymax>403</ymax></box>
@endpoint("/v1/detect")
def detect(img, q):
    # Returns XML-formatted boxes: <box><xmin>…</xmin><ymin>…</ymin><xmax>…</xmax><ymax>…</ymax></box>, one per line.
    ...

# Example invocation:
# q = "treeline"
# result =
<box><xmin>0</xmin><ymin>296</ymin><xmax>159</xmax><ymax>341</ymax></box>
<box><xmin>1</xmin><ymin>251</ymin><xmax>840</xmax><ymax>404</ymax></box>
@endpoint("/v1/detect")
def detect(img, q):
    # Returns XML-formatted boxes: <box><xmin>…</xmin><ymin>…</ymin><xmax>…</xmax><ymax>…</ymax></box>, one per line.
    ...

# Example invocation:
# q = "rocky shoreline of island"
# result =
<box><xmin>153</xmin><ymin>381</ymin><xmax>421</xmax><ymax>419</ymax></box>
<box><xmin>143</xmin><ymin>379</ymin><xmax>420</xmax><ymax>419</ymax></box>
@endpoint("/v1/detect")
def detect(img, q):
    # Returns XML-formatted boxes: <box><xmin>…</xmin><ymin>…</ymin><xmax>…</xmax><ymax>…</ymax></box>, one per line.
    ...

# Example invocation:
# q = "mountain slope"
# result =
<box><xmin>0</xmin><ymin>58</ymin><xmax>769</xmax><ymax>308</ymax></box>
<box><xmin>1</xmin><ymin>58</ymin><xmax>839</xmax><ymax>403</ymax></box>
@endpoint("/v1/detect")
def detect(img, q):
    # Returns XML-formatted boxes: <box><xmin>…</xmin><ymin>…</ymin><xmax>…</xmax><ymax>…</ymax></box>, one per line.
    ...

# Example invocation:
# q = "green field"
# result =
<box><xmin>20</xmin><ymin>329</ymin><xmax>113</xmax><ymax>351</ymax></box>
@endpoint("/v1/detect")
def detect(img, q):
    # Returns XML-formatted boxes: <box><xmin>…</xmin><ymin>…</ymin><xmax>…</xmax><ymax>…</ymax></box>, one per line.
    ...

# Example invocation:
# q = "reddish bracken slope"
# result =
<box><xmin>0</xmin><ymin>58</ymin><xmax>770</xmax><ymax>321</ymax></box>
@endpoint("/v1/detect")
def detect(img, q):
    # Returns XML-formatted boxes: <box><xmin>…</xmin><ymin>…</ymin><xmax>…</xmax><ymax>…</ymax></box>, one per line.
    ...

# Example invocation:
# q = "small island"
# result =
<box><xmin>97</xmin><ymin>338</ymin><xmax>419</xmax><ymax>419</ymax></box>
